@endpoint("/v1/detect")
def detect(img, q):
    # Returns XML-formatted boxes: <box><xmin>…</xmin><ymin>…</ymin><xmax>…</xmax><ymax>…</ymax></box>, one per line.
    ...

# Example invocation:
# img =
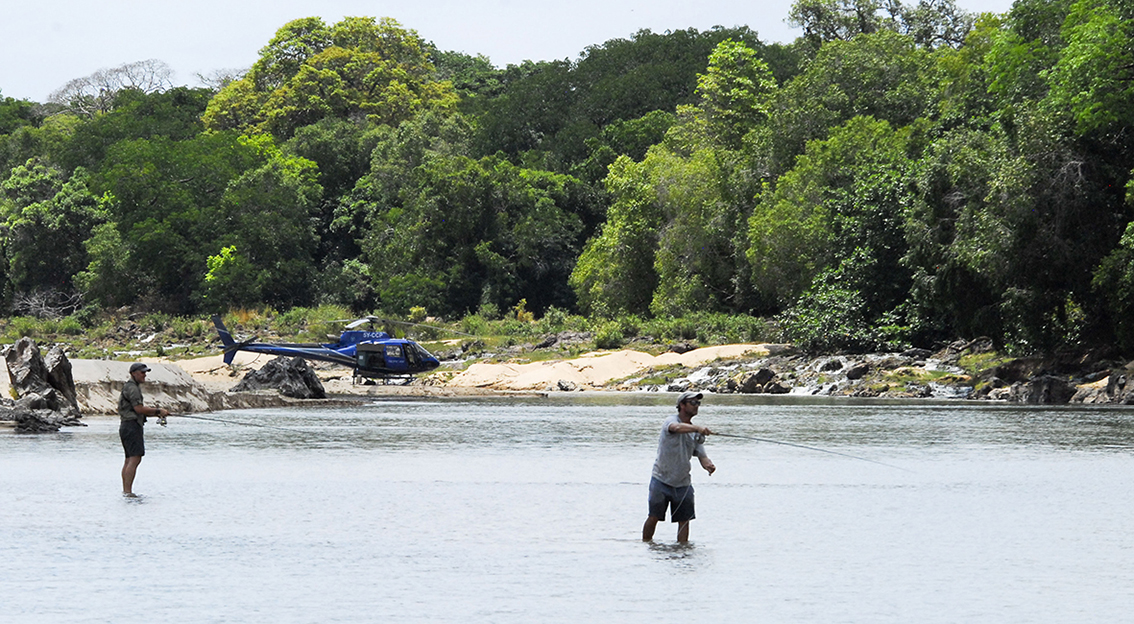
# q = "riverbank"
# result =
<box><xmin>28</xmin><ymin>334</ymin><xmax>1130</xmax><ymax>417</ymax></box>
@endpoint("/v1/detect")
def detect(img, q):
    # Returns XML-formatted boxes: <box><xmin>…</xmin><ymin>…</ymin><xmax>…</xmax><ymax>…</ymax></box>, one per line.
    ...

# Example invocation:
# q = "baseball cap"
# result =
<box><xmin>676</xmin><ymin>391</ymin><xmax>703</xmax><ymax>407</ymax></box>
<box><xmin>129</xmin><ymin>363</ymin><xmax>152</xmax><ymax>374</ymax></box>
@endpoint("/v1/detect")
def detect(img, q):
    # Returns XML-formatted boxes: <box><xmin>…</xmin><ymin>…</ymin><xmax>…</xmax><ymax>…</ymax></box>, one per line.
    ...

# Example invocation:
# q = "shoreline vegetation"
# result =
<box><xmin>4</xmin><ymin>4</ymin><xmax>1134</xmax><ymax>383</ymax></box>
<box><xmin>3</xmin><ymin>307</ymin><xmax>1132</xmax><ymax>420</ymax></box>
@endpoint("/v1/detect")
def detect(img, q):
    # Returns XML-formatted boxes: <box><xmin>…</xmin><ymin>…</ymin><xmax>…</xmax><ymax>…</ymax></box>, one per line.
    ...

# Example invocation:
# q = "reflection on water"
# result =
<box><xmin>2</xmin><ymin>394</ymin><xmax>1133</xmax><ymax>623</ymax></box>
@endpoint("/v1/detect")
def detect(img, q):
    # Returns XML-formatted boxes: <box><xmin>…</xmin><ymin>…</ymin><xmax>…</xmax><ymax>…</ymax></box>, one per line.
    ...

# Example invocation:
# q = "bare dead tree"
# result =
<box><xmin>194</xmin><ymin>67</ymin><xmax>249</xmax><ymax>92</ymax></box>
<box><xmin>48</xmin><ymin>59</ymin><xmax>175</xmax><ymax>116</ymax></box>
<box><xmin>12</xmin><ymin>290</ymin><xmax>84</xmax><ymax>319</ymax></box>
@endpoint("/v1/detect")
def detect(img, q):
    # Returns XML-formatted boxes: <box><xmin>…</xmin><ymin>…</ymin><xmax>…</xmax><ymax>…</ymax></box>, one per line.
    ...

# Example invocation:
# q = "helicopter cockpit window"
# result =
<box><xmin>386</xmin><ymin>344</ymin><xmax>404</xmax><ymax>359</ymax></box>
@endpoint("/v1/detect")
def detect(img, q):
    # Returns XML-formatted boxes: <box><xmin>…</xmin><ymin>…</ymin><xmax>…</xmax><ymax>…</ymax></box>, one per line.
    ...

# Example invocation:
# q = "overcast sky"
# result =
<box><xmin>3</xmin><ymin>0</ymin><xmax>1016</xmax><ymax>103</ymax></box>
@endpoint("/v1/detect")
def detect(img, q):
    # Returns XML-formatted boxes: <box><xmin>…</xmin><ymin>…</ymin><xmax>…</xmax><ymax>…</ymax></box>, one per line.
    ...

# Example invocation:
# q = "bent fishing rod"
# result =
<box><xmin>712</xmin><ymin>432</ymin><xmax>912</xmax><ymax>472</ymax></box>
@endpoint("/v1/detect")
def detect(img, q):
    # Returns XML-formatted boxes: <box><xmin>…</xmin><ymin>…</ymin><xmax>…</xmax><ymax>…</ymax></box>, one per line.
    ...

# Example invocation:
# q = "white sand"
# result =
<box><xmin>446</xmin><ymin>344</ymin><xmax>781</xmax><ymax>390</ymax></box>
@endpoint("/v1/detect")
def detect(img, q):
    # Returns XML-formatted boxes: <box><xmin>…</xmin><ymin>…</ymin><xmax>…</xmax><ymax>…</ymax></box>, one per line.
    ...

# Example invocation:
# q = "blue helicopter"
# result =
<box><xmin>212</xmin><ymin>315</ymin><xmax>441</xmax><ymax>380</ymax></box>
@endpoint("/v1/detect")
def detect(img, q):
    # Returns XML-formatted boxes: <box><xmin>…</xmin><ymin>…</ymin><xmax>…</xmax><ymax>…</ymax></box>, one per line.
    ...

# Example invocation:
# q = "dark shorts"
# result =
<box><xmin>648</xmin><ymin>477</ymin><xmax>695</xmax><ymax>523</ymax></box>
<box><xmin>120</xmin><ymin>419</ymin><xmax>145</xmax><ymax>458</ymax></box>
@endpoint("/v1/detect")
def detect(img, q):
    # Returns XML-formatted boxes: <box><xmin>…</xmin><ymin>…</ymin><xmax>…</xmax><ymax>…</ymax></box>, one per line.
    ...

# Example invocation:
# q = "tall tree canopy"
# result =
<box><xmin>202</xmin><ymin>16</ymin><xmax>457</xmax><ymax>140</ymax></box>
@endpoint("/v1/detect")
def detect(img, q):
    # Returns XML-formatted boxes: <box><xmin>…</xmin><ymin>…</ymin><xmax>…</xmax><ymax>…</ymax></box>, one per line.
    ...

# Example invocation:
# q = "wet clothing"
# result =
<box><xmin>118</xmin><ymin>378</ymin><xmax>146</xmax><ymax>457</ymax></box>
<box><xmin>120</xmin><ymin>419</ymin><xmax>145</xmax><ymax>457</ymax></box>
<box><xmin>650</xmin><ymin>414</ymin><xmax>707</xmax><ymax>488</ymax></box>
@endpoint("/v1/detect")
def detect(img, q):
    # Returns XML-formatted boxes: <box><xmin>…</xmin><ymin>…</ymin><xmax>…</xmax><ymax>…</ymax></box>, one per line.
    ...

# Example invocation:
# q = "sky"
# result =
<box><xmin>3</xmin><ymin>0</ymin><xmax>1017</xmax><ymax>103</ymax></box>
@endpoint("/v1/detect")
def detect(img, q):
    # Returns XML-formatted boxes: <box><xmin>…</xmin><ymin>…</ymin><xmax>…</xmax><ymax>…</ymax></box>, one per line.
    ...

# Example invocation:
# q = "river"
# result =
<box><xmin>2</xmin><ymin>394</ymin><xmax>1132</xmax><ymax>623</ymax></box>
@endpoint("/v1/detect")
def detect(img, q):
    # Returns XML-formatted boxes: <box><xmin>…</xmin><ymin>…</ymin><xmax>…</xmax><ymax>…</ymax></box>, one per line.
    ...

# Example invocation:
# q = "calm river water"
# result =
<box><xmin>2</xmin><ymin>394</ymin><xmax>1133</xmax><ymax>623</ymax></box>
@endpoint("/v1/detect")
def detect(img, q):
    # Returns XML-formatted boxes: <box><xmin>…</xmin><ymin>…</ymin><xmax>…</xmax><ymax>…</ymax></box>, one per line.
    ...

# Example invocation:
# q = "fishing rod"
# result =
<box><xmin>713</xmin><ymin>432</ymin><xmax>912</xmax><ymax>472</ymax></box>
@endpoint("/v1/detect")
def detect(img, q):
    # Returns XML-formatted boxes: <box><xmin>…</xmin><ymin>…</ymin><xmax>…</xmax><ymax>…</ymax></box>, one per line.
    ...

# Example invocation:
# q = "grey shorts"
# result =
<box><xmin>648</xmin><ymin>477</ymin><xmax>695</xmax><ymax>523</ymax></box>
<box><xmin>119</xmin><ymin>419</ymin><xmax>145</xmax><ymax>457</ymax></box>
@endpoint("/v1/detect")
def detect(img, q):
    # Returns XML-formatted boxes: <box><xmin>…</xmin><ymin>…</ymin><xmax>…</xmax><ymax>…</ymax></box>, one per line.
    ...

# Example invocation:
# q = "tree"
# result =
<box><xmin>788</xmin><ymin>0</ymin><xmax>974</xmax><ymax>50</ymax></box>
<box><xmin>1045</xmin><ymin>0</ymin><xmax>1134</xmax><ymax>136</ymax></box>
<box><xmin>769</xmin><ymin>30</ymin><xmax>941</xmax><ymax>174</ymax></box>
<box><xmin>749</xmin><ymin>116</ymin><xmax>914</xmax><ymax>316</ymax></box>
<box><xmin>348</xmin><ymin>112</ymin><xmax>594</xmax><ymax>316</ymax></box>
<box><xmin>570</xmin><ymin>155</ymin><xmax>664</xmax><ymax>316</ymax></box>
<box><xmin>0</xmin><ymin>93</ymin><xmax>41</xmax><ymax>135</ymax></box>
<box><xmin>0</xmin><ymin>161</ymin><xmax>105</xmax><ymax>300</ymax></box>
<box><xmin>48</xmin><ymin>59</ymin><xmax>175</xmax><ymax>117</ymax></box>
<box><xmin>203</xmin><ymin>17</ymin><xmax>456</xmax><ymax>140</ymax></box>
<box><xmin>86</xmin><ymin>132</ymin><xmax>264</xmax><ymax>311</ymax></box>
<box><xmin>53</xmin><ymin>87</ymin><xmax>213</xmax><ymax>173</ymax></box>
<box><xmin>693</xmin><ymin>39</ymin><xmax>778</xmax><ymax>149</ymax></box>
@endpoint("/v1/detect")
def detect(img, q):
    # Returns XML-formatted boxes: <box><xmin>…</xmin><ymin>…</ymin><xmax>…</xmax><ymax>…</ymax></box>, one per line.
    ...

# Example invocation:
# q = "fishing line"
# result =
<box><xmin>166</xmin><ymin>413</ymin><xmax>341</xmax><ymax>440</ymax></box>
<box><xmin>713</xmin><ymin>432</ymin><xmax>912</xmax><ymax>472</ymax></box>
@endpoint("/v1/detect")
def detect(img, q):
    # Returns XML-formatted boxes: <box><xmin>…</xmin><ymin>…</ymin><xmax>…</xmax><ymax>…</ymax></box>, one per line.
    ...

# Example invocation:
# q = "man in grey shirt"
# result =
<box><xmin>119</xmin><ymin>363</ymin><xmax>169</xmax><ymax>497</ymax></box>
<box><xmin>642</xmin><ymin>391</ymin><xmax>716</xmax><ymax>542</ymax></box>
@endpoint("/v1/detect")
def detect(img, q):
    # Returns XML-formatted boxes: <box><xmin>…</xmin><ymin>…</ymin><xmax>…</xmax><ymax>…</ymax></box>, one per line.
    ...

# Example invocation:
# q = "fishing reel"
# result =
<box><xmin>157</xmin><ymin>414</ymin><xmax>168</xmax><ymax>427</ymax></box>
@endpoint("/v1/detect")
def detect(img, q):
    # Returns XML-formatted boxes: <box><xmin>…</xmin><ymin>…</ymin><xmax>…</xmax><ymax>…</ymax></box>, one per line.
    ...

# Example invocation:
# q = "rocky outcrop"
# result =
<box><xmin>231</xmin><ymin>356</ymin><xmax>326</xmax><ymax>399</ymax></box>
<box><xmin>1</xmin><ymin>338</ymin><xmax>83</xmax><ymax>432</ymax></box>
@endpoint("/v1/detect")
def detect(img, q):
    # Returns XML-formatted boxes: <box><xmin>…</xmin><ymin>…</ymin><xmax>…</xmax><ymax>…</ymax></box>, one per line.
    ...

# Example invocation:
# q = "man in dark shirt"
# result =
<box><xmin>118</xmin><ymin>363</ymin><xmax>169</xmax><ymax>497</ymax></box>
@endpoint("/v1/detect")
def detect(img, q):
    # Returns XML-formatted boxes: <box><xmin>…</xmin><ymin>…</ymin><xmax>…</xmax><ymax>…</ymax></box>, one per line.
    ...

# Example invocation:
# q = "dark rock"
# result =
<box><xmin>557</xmin><ymin>379</ymin><xmax>578</xmax><ymax>391</ymax></box>
<box><xmin>845</xmin><ymin>363</ymin><xmax>870</xmax><ymax>380</ymax></box>
<box><xmin>736</xmin><ymin>368</ymin><xmax>775</xmax><ymax>393</ymax></box>
<box><xmin>44</xmin><ymin>346</ymin><xmax>80</xmax><ymax>414</ymax></box>
<box><xmin>13</xmin><ymin>409</ymin><xmax>63</xmax><ymax>433</ymax></box>
<box><xmin>666</xmin><ymin>380</ymin><xmax>693</xmax><ymax>393</ymax></box>
<box><xmin>2</xmin><ymin>338</ymin><xmax>82</xmax><ymax>428</ymax></box>
<box><xmin>668</xmin><ymin>343</ymin><xmax>697</xmax><ymax>354</ymax></box>
<box><xmin>231</xmin><ymin>356</ymin><xmax>326</xmax><ymax>399</ymax></box>
<box><xmin>820</xmin><ymin>358</ymin><xmax>843</xmax><ymax>372</ymax></box>
<box><xmin>933</xmin><ymin>337</ymin><xmax>995</xmax><ymax>363</ymax></box>
<box><xmin>764</xmin><ymin>381</ymin><xmax>791</xmax><ymax>394</ymax></box>
<box><xmin>1006</xmin><ymin>375</ymin><xmax>1076</xmax><ymax>404</ymax></box>
<box><xmin>993</xmin><ymin>358</ymin><xmax>1050</xmax><ymax>384</ymax></box>
<box><xmin>901</xmin><ymin>348</ymin><xmax>933</xmax><ymax>359</ymax></box>
<box><xmin>5</xmin><ymin>337</ymin><xmax>52</xmax><ymax>396</ymax></box>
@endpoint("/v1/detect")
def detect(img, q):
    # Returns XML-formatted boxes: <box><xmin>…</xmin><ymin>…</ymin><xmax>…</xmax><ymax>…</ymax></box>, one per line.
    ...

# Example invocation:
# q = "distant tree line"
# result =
<box><xmin>1</xmin><ymin>0</ymin><xmax>1133</xmax><ymax>355</ymax></box>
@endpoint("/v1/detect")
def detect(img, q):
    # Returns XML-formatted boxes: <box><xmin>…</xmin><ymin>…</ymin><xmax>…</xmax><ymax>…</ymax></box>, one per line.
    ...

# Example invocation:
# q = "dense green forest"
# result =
<box><xmin>1</xmin><ymin>0</ymin><xmax>1133</xmax><ymax>355</ymax></box>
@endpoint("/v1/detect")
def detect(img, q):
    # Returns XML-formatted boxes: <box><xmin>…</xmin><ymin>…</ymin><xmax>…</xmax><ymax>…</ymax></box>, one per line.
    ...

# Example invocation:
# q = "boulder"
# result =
<box><xmin>735</xmin><ymin>368</ymin><xmax>775</xmax><ymax>393</ymax></box>
<box><xmin>820</xmin><ymin>358</ymin><xmax>844</xmax><ymax>372</ymax></box>
<box><xmin>1</xmin><ymin>338</ymin><xmax>82</xmax><ymax>428</ymax></box>
<box><xmin>5</xmin><ymin>337</ymin><xmax>51</xmax><ymax>396</ymax></box>
<box><xmin>13</xmin><ymin>409</ymin><xmax>65</xmax><ymax>433</ymax></box>
<box><xmin>44</xmin><ymin>346</ymin><xmax>80</xmax><ymax>414</ymax></box>
<box><xmin>231</xmin><ymin>356</ymin><xmax>326</xmax><ymax>399</ymax></box>
<box><xmin>1006</xmin><ymin>375</ymin><xmax>1076</xmax><ymax>404</ymax></box>
<box><xmin>845</xmin><ymin>363</ymin><xmax>870</xmax><ymax>380</ymax></box>
<box><xmin>764</xmin><ymin>381</ymin><xmax>791</xmax><ymax>394</ymax></box>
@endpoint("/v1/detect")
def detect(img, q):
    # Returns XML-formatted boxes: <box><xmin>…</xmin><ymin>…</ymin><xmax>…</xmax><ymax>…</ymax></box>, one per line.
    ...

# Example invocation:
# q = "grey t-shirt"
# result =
<box><xmin>650</xmin><ymin>413</ymin><xmax>706</xmax><ymax>488</ymax></box>
<box><xmin>118</xmin><ymin>379</ymin><xmax>145</xmax><ymax>424</ymax></box>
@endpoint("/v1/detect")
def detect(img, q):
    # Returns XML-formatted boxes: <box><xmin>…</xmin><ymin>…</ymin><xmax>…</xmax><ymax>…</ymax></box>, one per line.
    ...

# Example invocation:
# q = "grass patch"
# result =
<box><xmin>957</xmin><ymin>352</ymin><xmax>1013</xmax><ymax>377</ymax></box>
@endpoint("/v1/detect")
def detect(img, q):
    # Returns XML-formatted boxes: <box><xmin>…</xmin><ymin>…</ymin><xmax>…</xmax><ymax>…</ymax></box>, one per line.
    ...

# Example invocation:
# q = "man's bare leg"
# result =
<box><xmin>122</xmin><ymin>456</ymin><xmax>142</xmax><ymax>496</ymax></box>
<box><xmin>642</xmin><ymin>515</ymin><xmax>661</xmax><ymax>541</ymax></box>
<box><xmin>677</xmin><ymin>521</ymin><xmax>690</xmax><ymax>543</ymax></box>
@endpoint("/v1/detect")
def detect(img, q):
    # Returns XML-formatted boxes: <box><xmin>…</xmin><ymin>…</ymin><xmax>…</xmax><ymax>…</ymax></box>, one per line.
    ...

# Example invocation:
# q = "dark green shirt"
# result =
<box><xmin>118</xmin><ymin>379</ymin><xmax>145</xmax><ymax>424</ymax></box>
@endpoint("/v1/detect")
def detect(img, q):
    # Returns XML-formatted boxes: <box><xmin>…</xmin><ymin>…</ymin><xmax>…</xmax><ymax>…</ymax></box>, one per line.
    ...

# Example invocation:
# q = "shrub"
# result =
<box><xmin>594</xmin><ymin>321</ymin><xmax>625</xmax><ymax>349</ymax></box>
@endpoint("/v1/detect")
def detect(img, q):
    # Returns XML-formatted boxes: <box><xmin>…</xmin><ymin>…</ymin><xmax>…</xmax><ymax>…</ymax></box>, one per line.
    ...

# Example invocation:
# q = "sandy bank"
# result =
<box><xmin>4</xmin><ymin>342</ymin><xmax>787</xmax><ymax>416</ymax></box>
<box><xmin>444</xmin><ymin>344</ymin><xmax>789</xmax><ymax>391</ymax></box>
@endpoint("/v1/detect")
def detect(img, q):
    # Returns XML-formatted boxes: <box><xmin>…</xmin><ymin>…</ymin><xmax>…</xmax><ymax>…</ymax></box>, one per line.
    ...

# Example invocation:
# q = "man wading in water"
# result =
<box><xmin>119</xmin><ymin>362</ymin><xmax>169</xmax><ymax>497</ymax></box>
<box><xmin>642</xmin><ymin>391</ymin><xmax>716</xmax><ymax>542</ymax></box>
